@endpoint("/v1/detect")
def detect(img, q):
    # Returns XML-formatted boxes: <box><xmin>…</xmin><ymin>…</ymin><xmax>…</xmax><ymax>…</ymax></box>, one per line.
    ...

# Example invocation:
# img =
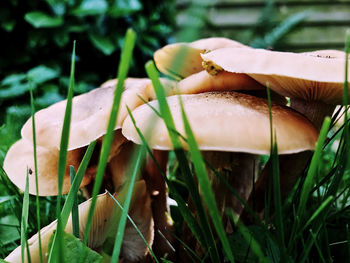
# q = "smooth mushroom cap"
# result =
<box><xmin>177</xmin><ymin>70</ymin><xmax>264</xmax><ymax>94</ymax></box>
<box><xmin>201</xmin><ymin>48</ymin><xmax>350</xmax><ymax>104</ymax></box>
<box><xmin>21</xmin><ymin>78</ymin><xmax>176</xmax><ymax>151</ymax></box>
<box><xmin>3</xmin><ymin>139</ymin><xmax>92</xmax><ymax>196</ymax></box>
<box><xmin>5</xmin><ymin>180</ymin><xmax>153</xmax><ymax>263</ymax></box>
<box><xmin>154</xmin><ymin>37</ymin><xmax>248</xmax><ymax>79</ymax></box>
<box><xmin>3</xmin><ymin>129</ymin><xmax>127</xmax><ymax>196</ymax></box>
<box><xmin>122</xmin><ymin>92</ymin><xmax>318</xmax><ymax>155</ymax></box>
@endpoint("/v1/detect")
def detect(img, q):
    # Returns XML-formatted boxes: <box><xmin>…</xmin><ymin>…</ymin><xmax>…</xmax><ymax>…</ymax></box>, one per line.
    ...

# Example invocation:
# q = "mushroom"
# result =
<box><xmin>154</xmin><ymin>37</ymin><xmax>249</xmax><ymax>79</ymax></box>
<box><xmin>201</xmin><ymin>47</ymin><xmax>350</xmax><ymax>130</ymax></box>
<box><xmin>122</xmin><ymin>92</ymin><xmax>318</xmax><ymax>221</ymax></box>
<box><xmin>5</xmin><ymin>180</ymin><xmax>154</xmax><ymax>263</ymax></box>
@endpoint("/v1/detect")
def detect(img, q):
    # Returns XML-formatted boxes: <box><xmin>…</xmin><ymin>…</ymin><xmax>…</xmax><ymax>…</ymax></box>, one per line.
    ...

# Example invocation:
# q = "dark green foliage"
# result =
<box><xmin>0</xmin><ymin>0</ymin><xmax>175</xmax><ymax>157</ymax></box>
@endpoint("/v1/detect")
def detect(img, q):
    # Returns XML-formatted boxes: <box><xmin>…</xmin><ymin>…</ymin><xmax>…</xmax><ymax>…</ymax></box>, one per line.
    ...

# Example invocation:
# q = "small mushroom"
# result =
<box><xmin>5</xmin><ymin>180</ymin><xmax>154</xmax><ymax>263</ymax></box>
<box><xmin>122</xmin><ymin>92</ymin><xmax>318</xmax><ymax>218</ymax></box>
<box><xmin>154</xmin><ymin>37</ymin><xmax>248</xmax><ymax>79</ymax></box>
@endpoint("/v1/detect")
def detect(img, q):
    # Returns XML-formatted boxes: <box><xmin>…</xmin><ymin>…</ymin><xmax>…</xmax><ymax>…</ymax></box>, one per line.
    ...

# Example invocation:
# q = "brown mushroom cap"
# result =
<box><xmin>5</xmin><ymin>180</ymin><xmax>153</xmax><ymax>263</ymax></box>
<box><xmin>21</xmin><ymin>78</ymin><xmax>176</xmax><ymax>151</ymax></box>
<box><xmin>201</xmin><ymin>48</ymin><xmax>350</xmax><ymax>104</ymax></box>
<box><xmin>3</xmin><ymin>139</ymin><xmax>92</xmax><ymax>196</ymax></box>
<box><xmin>122</xmin><ymin>92</ymin><xmax>318</xmax><ymax>155</ymax></box>
<box><xmin>154</xmin><ymin>37</ymin><xmax>248</xmax><ymax>79</ymax></box>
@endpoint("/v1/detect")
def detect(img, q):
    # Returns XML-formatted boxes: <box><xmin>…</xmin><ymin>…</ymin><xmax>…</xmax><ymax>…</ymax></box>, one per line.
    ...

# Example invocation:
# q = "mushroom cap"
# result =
<box><xmin>122</xmin><ymin>92</ymin><xmax>318</xmax><ymax>155</ymax></box>
<box><xmin>201</xmin><ymin>48</ymin><xmax>350</xmax><ymax>104</ymax></box>
<box><xmin>5</xmin><ymin>180</ymin><xmax>153</xmax><ymax>263</ymax></box>
<box><xmin>3</xmin><ymin>139</ymin><xmax>92</xmax><ymax>196</ymax></box>
<box><xmin>177</xmin><ymin>70</ymin><xmax>264</xmax><ymax>94</ymax></box>
<box><xmin>21</xmin><ymin>78</ymin><xmax>176</xmax><ymax>151</ymax></box>
<box><xmin>154</xmin><ymin>37</ymin><xmax>248</xmax><ymax>79</ymax></box>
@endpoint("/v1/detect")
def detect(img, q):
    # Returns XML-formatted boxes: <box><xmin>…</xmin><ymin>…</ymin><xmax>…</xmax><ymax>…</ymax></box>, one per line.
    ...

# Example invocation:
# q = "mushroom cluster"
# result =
<box><xmin>4</xmin><ymin>36</ymin><xmax>348</xmax><ymax>262</ymax></box>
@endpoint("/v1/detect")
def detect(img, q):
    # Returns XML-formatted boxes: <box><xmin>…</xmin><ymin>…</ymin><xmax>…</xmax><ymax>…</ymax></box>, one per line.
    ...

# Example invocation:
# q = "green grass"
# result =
<box><xmin>2</xmin><ymin>26</ymin><xmax>350</xmax><ymax>263</ymax></box>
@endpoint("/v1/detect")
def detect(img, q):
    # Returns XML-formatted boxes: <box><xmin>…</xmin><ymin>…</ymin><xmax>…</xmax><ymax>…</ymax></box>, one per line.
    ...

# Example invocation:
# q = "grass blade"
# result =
<box><xmin>145</xmin><ymin>61</ymin><xmax>220</xmax><ymax>262</ymax></box>
<box><xmin>69</xmin><ymin>166</ymin><xmax>79</xmax><ymax>239</ymax></box>
<box><xmin>178</xmin><ymin>95</ymin><xmax>235</xmax><ymax>262</ymax></box>
<box><xmin>126</xmin><ymin>106</ymin><xmax>207</xmax><ymax>247</ymax></box>
<box><xmin>47</xmin><ymin>140</ymin><xmax>96</xmax><ymax>262</ymax></box>
<box><xmin>21</xmin><ymin>174</ymin><xmax>31</xmax><ymax>263</ymax></box>
<box><xmin>80</xmin><ymin>28</ymin><xmax>136</xmax><ymax>260</ymax></box>
<box><xmin>29</xmin><ymin>88</ymin><xmax>43</xmax><ymax>263</ymax></box>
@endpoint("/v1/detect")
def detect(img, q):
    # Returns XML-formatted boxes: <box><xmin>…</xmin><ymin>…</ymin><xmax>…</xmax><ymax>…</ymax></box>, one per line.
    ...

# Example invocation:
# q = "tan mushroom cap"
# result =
<box><xmin>202</xmin><ymin>48</ymin><xmax>350</xmax><ymax>104</ymax></box>
<box><xmin>154</xmin><ymin>37</ymin><xmax>248</xmax><ymax>79</ymax></box>
<box><xmin>177</xmin><ymin>70</ymin><xmax>264</xmax><ymax>94</ymax></box>
<box><xmin>3</xmin><ymin>129</ymin><xmax>127</xmax><ymax>196</ymax></box>
<box><xmin>3</xmin><ymin>139</ymin><xmax>92</xmax><ymax>196</ymax></box>
<box><xmin>5</xmin><ymin>180</ymin><xmax>154</xmax><ymax>263</ymax></box>
<box><xmin>21</xmin><ymin>78</ymin><xmax>176</xmax><ymax>151</ymax></box>
<box><xmin>122</xmin><ymin>92</ymin><xmax>318</xmax><ymax>155</ymax></box>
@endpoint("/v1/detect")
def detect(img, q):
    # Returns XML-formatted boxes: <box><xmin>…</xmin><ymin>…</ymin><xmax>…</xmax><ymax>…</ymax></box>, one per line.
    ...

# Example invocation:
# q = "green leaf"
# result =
<box><xmin>48</xmin><ymin>232</ymin><xmax>102</xmax><ymax>263</ymax></box>
<box><xmin>72</xmin><ymin>0</ymin><xmax>107</xmax><ymax>16</ymax></box>
<box><xmin>20</xmin><ymin>174</ymin><xmax>31</xmax><ymax>263</ymax></box>
<box><xmin>24</xmin><ymin>11</ymin><xmax>63</xmax><ymax>28</ymax></box>
<box><xmin>1</xmin><ymin>73</ymin><xmax>26</xmax><ymax>85</ymax></box>
<box><xmin>109</xmin><ymin>0</ymin><xmax>142</xmax><ymax>17</ymax></box>
<box><xmin>27</xmin><ymin>65</ymin><xmax>59</xmax><ymax>84</ymax></box>
<box><xmin>0</xmin><ymin>83</ymin><xmax>30</xmax><ymax>99</ymax></box>
<box><xmin>89</xmin><ymin>33</ymin><xmax>116</xmax><ymax>55</ymax></box>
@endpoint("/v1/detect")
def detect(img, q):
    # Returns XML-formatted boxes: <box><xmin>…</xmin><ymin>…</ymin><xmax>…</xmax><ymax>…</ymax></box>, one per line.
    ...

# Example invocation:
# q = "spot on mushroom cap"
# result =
<box><xmin>154</xmin><ymin>37</ymin><xmax>248</xmax><ymax>79</ymax></box>
<box><xmin>201</xmin><ymin>48</ymin><xmax>350</xmax><ymax>104</ymax></box>
<box><xmin>21</xmin><ymin>78</ymin><xmax>176</xmax><ymax>150</ymax></box>
<box><xmin>122</xmin><ymin>92</ymin><xmax>318</xmax><ymax>155</ymax></box>
<box><xmin>3</xmin><ymin>139</ymin><xmax>91</xmax><ymax>196</ymax></box>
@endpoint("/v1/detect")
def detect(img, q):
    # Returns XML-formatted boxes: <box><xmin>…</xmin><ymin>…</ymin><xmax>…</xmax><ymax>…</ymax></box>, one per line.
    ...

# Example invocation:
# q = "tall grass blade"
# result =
<box><xmin>288</xmin><ymin>117</ymin><xmax>330</xmax><ymax>247</ymax></box>
<box><xmin>126</xmin><ymin>107</ymin><xmax>206</xmax><ymax>247</ymax></box>
<box><xmin>145</xmin><ymin>61</ymin><xmax>220</xmax><ymax>262</ymax></box>
<box><xmin>69</xmin><ymin>166</ymin><xmax>79</xmax><ymax>239</ymax></box>
<box><xmin>21</xmin><ymin>174</ymin><xmax>31</xmax><ymax>263</ymax></box>
<box><xmin>266</xmin><ymin>86</ymin><xmax>285</xmax><ymax>248</ymax></box>
<box><xmin>178</xmin><ymin>95</ymin><xmax>235</xmax><ymax>262</ymax></box>
<box><xmin>47</xmin><ymin>140</ymin><xmax>96</xmax><ymax>263</ymax></box>
<box><xmin>108</xmin><ymin>147</ymin><xmax>144</xmax><ymax>262</ymax></box>
<box><xmin>80</xmin><ymin>29</ymin><xmax>136</xmax><ymax>259</ymax></box>
<box><xmin>29</xmin><ymin>88</ymin><xmax>43</xmax><ymax>263</ymax></box>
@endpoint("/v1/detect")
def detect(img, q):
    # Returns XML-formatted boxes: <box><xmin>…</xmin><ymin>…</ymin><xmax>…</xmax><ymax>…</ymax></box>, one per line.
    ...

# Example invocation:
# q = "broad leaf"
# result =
<box><xmin>24</xmin><ymin>12</ymin><xmax>63</xmax><ymax>28</ymax></box>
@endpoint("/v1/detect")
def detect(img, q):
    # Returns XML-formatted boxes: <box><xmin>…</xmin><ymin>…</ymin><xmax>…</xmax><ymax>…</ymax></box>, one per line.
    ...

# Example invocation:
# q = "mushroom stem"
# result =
<box><xmin>290</xmin><ymin>99</ymin><xmax>336</xmax><ymax>131</ymax></box>
<box><xmin>202</xmin><ymin>152</ymin><xmax>258</xmax><ymax>219</ymax></box>
<box><xmin>142</xmin><ymin>150</ymin><xmax>175</xmax><ymax>260</ymax></box>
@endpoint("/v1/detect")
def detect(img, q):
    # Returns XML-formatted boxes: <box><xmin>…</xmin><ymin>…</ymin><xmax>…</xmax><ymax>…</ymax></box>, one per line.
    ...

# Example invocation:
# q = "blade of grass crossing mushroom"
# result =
<box><xmin>288</xmin><ymin>117</ymin><xmax>330</xmax><ymax>247</ymax></box>
<box><xmin>47</xmin><ymin>140</ymin><xmax>96</xmax><ymax>263</ymax></box>
<box><xmin>145</xmin><ymin>61</ymin><xmax>220</xmax><ymax>262</ymax></box>
<box><xmin>126</xmin><ymin>106</ymin><xmax>207</xmax><ymax>248</ymax></box>
<box><xmin>79</xmin><ymin>29</ymin><xmax>136</xmax><ymax>260</ymax></box>
<box><xmin>21</xmin><ymin>173</ymin><xmax>31</xmax><ymax>263</ymax></box>
<box><xmin>106</xmin><ymin>190</ymin><xmax>160</xmax><ymax>263</ymax></box>
<box><xmin>69</xmin><ymin>166</ymin><xmax>80</xmax><ymax>239</ymax></box>
<box><xmin>29</xmin><ymin>88</ymin><xmax>43</xmax><ymax>263</ymax></box>
<box><xmin>106</xmin><ymin>147</ymin><xmax>145</xmax><ymax>263</ymax></box>
<box><xmin>344</xmin><ymin>31</ymin><xmax>350</xmax><ymax>169</ymax></box>
<box><xmin>178</xmin><ymin>95</ymin><xmax>235</xmax><ymax>262</ymax></box>
<box><xmin>51</xmin><ymin>41</ymin><xmax>76</xmax><ymax>263</ymax></box>
<box><xmin>266</xmin><ymin>85</ymin><xmax>285</xmax><ymax>249</ymax></box>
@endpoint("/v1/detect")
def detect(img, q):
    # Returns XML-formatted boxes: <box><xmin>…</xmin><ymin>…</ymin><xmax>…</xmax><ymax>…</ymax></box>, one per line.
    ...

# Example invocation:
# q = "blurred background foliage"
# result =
<box><xmin>0</xmin><ymin>0</ymin><xmax>175</xmax><ymax>159</ymax></box>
